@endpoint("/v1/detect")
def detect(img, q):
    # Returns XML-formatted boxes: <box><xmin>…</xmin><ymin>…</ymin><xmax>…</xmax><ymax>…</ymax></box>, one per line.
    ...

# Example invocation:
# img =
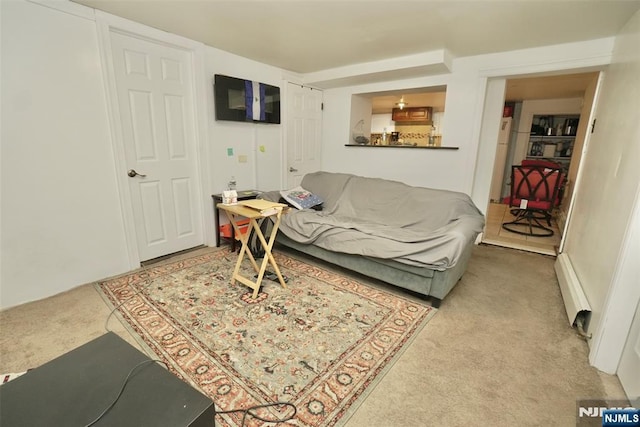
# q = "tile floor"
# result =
<box><xmin>482</xmin><ymin>202</ymin><xmax>561</xmax><ymax>256</ymax></box>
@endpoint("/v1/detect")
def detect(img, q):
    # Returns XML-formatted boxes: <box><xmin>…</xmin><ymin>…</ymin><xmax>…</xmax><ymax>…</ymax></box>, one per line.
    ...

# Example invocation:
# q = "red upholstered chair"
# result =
<box><xmin>521</xmin><ymin>159</ymin><xmax>562</xmax><ymax>168</ymax></box>
<box><xmin>518</xmin><ymin>160</ymin><xmax>566</xmax><ymax>208</ymax></box>
<box><xmin>502</xmin><ymin>165</ymin><xmax>564</xmax><ymax>237</ymax></box>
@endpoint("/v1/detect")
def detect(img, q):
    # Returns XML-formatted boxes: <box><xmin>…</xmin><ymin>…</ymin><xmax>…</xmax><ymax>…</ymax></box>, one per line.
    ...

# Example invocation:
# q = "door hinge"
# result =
<box><xmin>591</xmin><ymin>119</ymin><xmax>596</xmax><ymax>133</ymax></box>
<box><xmin>321</xmin><ymin>102</ymin><xmax>324</xmax><ymax>111</ymax></box>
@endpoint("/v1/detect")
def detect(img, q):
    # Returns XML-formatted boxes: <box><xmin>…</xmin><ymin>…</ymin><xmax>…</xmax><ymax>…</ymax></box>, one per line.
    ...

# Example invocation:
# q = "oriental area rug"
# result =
<box><xmin>97</xmin><ymin>249</ymin><xmax>436</xmax><ymax>427</ymax></box>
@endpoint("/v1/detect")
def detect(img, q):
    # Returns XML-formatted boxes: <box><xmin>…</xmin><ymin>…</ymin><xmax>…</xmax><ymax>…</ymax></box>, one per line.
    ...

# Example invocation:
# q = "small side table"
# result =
<box><xmin>212</xmin><ymin>190</ymin><xmax>261</xmax><ymax>250</ymax></box>
<box><xmin>217</xmin><ymin>203</ymin><xmax>289</xmax><ymax>299</ymax></box>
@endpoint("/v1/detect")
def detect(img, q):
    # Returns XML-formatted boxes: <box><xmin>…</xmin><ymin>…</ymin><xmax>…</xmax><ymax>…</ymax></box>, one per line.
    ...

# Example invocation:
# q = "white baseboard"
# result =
<box><xmin>554</xmin><ymin>253</ymin><xmax>592</xmax><ymax>326</ymax></box>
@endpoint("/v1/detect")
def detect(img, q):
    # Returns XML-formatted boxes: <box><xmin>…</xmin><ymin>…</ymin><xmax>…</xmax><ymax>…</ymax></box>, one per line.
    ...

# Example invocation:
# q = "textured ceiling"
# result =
<box><xmin>73</xmin><ymin>0</ymin><xmax>640</xmax><ymax>74</ymax></box>
<box><xmin>71</xmin><ymin>1</ymin><xmax>628</xmax><ymax>110</ymax></box>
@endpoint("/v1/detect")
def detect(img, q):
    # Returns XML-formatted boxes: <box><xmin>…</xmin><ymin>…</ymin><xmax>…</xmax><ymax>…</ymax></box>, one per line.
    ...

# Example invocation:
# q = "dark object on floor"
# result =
<box><xmin>502</xmin><ymin>165</ymin><xmax>564</xmax><ymax>237</ymax></box>
<box><xmin>255</xmin><ymin>270</ymin><xmax>289</xmax><ymax>283</ymax></box>
<box><xmin>247</xmin><ymin>217</ymin><xmax>273</xmax><ymax>259</ymax></box>
<box><xmin>0</xmin><ymin>332</ymin><xmax>214</xmax><ymax>427</ymax></box>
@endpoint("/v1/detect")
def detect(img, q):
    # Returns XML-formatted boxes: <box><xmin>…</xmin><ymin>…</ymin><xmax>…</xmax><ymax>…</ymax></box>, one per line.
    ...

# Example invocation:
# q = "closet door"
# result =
<box><xmin>286</xmin><ymin>83</ymin><xmax>322</xmax><ymax>188</ymax></box>
<box><xmin>110</xmin><ymin>31</ymin><xmax>203</xmax><ymax>261</ymax></box>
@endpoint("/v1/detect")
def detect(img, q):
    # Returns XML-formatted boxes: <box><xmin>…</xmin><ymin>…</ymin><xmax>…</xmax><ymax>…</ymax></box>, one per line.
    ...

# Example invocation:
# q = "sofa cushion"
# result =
<box><xmin>301</xmin><ymin>171</ymin><xmax>353</xmax><ymax>211</ymax></box>
<box><xmin>337</xmin><ymin>175</ymin><xmax>479</xmax><ymax>231</ymax></box>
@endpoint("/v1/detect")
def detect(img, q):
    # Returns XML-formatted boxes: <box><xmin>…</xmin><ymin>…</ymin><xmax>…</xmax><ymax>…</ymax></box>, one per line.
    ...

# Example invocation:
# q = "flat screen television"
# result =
<box><xmin>214</xmin><ymin>74</ymin><xmax>281</xmax><ymax>124</ymax></box>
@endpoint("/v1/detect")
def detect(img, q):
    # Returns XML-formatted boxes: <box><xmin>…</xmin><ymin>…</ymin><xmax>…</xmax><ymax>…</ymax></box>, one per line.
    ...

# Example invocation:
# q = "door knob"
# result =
<box><xmin>289</xmin><ymin>167</ymin><xmax>298</xmax><ymax>172</ymax></box>
<box><xmin>127</xmin><ymin>169</ymin><xmax>146</xmax><ymax>178</ymax></box>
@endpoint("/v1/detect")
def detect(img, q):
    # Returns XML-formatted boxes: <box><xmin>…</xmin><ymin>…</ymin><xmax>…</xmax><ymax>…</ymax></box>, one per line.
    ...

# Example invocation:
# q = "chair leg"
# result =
<box><xmin>502</xmin><ymin>209</ymin><xmax>554</xmax><ymax>237</ymax></box>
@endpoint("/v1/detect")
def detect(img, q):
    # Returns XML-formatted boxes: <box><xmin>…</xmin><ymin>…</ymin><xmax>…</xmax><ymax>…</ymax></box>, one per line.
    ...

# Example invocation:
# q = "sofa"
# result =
<box><xmin>264</xmin><ymin>171</ymin><xmax>485</xmax><ymax>307</ymax></box>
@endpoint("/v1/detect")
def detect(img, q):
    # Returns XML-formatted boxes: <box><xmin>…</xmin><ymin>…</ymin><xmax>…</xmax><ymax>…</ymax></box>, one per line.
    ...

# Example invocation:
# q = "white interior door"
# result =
<box><xmin>618</xmin><ymin>301</ymin><xmax>640</xmax><ymax>406</ymax></box>
<box><xmin>286</xmin><ymin>83</ymin><xmax>322</xmax><ymax>188</ymax></box>
<box><xmin>110</xmin><ymin>31</ymin><xmax>203</xmax><ymax>261</ymax></box>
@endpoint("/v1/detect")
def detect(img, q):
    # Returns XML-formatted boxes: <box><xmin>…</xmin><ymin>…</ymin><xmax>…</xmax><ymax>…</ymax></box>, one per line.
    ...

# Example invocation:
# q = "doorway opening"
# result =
<box><xmin>483</xmin><ymin>71</ymin><xmax>600</xmax><ymax>256</ymax></box>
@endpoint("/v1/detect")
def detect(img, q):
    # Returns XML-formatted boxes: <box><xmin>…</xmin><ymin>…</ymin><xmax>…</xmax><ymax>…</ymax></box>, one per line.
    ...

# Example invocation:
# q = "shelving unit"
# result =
<box><xmin>527</xmin><ymin>135</ymin><xmax>575</xmax><ymax>164</ymax></box>
<box><xmin>527</xmin><ymin>114</ymin><xmax>579</xmax><ymax>169</ymax></box>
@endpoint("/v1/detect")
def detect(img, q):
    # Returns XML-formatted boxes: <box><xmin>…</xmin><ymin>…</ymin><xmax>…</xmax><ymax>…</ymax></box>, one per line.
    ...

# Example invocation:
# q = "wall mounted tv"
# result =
<box><xmin>214</xmin><ymin>74</ymin><xmax>281</xmax><ymax>124</ymax></box>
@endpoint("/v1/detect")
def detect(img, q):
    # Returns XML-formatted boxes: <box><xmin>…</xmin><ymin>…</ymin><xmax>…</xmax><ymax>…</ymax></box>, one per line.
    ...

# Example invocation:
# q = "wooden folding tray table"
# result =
<box><xmin>217</xmin><ymin>202</ymin><xmax>289</xmax><ymax>298</ymax></box>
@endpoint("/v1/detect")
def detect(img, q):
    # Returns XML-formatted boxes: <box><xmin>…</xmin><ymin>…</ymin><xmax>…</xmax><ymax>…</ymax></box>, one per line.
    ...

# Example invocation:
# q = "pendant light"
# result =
<box><xmin>395</xmin><ymin>96</ymin><xmax>407</xmax><ymax>110</ymax></box>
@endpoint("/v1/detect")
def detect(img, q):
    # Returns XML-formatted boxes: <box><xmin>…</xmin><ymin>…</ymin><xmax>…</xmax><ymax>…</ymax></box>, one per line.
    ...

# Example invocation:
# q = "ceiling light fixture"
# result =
<box><xmin>395</xmin><ymin>96</ymin><xmax>407</xmax><ymax>110</ymax></box>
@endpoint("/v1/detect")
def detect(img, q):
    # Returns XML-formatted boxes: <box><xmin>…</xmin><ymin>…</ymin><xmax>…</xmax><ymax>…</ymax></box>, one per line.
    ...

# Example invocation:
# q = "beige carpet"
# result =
<box><xmin>0</xmin><ymin>244</ymin><xmax>625</xmax><ymax>426</ymax></box>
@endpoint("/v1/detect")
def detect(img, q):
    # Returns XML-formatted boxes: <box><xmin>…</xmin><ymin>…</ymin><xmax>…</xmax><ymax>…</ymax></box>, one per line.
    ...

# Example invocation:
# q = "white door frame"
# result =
<box><xmin>95</xmin><ymin>11</ymin><xmax>212</xmax><ymax>269</ymax></box>
<box><xmin>589</xmin><ymin>185</ymin><xmax>640</xmax><ymax>374</ymax></box>
<box><xmin>473</xmin><ymin>62</ymin><xmax>636</xmax><ymax>373</ymax></box>
<box><xmin>557</xmin><ymin>71</ymin><xmax>605</xmax><ymax>253</ymax></box>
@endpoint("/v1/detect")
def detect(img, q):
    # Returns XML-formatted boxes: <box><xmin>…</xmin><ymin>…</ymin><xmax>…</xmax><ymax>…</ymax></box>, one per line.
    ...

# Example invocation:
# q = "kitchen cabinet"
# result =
<box><xmin>392</xmin><ymin>107</ymin><xmax>432</xmax><ymax>123</ymax></box>
<box><xmin>527</xmin><ymin>114</ymin><xmax>579</xmax><ymax>169</ymax></box>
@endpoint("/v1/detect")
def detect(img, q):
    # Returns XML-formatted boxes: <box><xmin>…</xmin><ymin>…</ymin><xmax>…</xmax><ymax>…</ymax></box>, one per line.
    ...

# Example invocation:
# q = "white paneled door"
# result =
<box><xmin>286</xmin><ymin>83</ymin><xmax>322</xmax><ymax>188</ymax></box>
<box><xmin>110</xmin><ymin>31</ymin><xmax>203</xmax><ymax>261</ymax></box>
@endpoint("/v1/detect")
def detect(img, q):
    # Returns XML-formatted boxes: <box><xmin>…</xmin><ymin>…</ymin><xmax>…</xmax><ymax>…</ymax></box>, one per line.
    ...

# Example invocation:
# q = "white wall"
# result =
<box><xmin>471</xmin><ymin>77</ymin><xmax>506</xmax><ymax>212</ymax></box>
<box><xmin>316</xmin><ymin>30</ymin><xmax>640</xmax><ymax>375</ymax></box>
<box><xmin>0</xmin><ymin>0</ymin><xmax>289</xmax><ymax>310</ymax></box>
<box><xmin>1</xmin><ymin>0</ymin><xmax>130</xmax><ymax>308</ymax></box>
<box><xmin>349</xmin><ymin>94</ymin><xmax>372</xmax><ymax>144</ymax></box>
<box><xmin>371</xmin><ymin>114</ymin><xmax>394</xmax><ymax>133</ymax></box>
<box><xmin>204</xmin><ymin>49</ymin><xmax>287</xmax><ymax>194</ymax></box>
<box><xmin>561</xmin><ymin>10</ymin><xmax>640</xmax><ymax>361</ymax></box>
<box><xmin>321</xmin><ymin>74</ymin><xmax>466</xmax><ymax>191</ymax></box>
<box><xmin>320</xmin><ymin>38</ymin><xmax>615</xmax><ymax>198</ymax></box>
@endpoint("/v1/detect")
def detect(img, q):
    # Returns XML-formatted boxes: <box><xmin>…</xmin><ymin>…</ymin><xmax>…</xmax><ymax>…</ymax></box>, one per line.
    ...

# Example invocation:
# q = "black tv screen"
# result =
<box><xmin>214</xmin><ymin>74</ymin><xmax>280</xmax><ymax>124</ymax></box>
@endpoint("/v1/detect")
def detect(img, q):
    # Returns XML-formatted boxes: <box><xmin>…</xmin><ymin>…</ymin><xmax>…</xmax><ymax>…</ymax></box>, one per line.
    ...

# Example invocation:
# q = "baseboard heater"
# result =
<box><xmin>555</xmin><ymin>253</ymin><xmax>592</xmax><ymax>337</ymax></box>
